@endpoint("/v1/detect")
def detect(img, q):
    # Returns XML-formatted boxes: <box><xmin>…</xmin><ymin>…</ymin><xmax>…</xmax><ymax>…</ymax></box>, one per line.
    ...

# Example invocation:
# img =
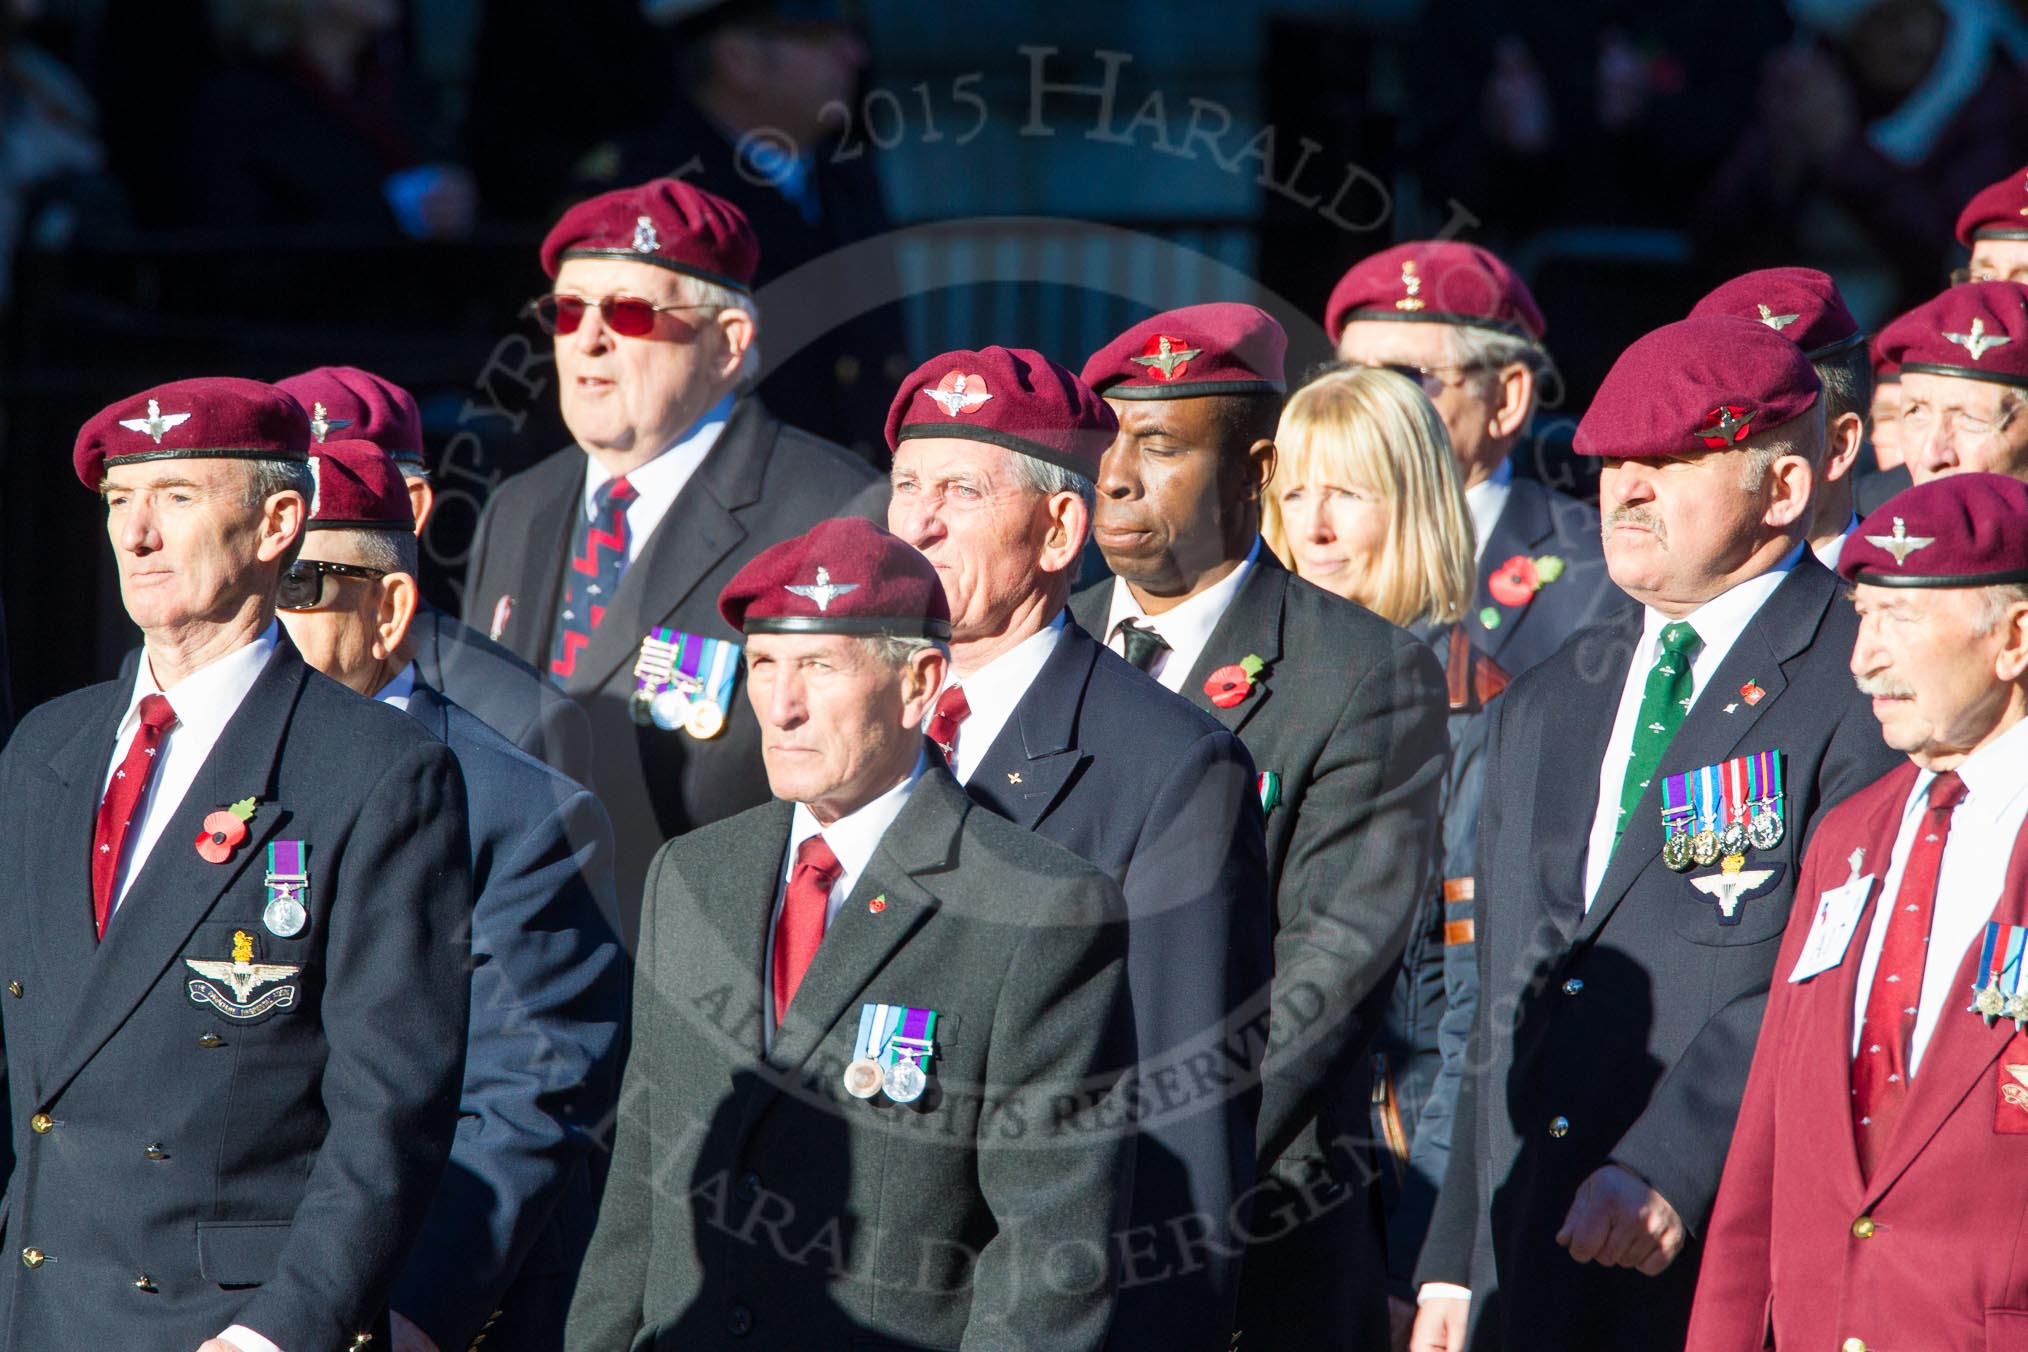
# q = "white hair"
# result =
<box><xmin>680</xmin><ymin>274</ymin><xmax>762</xmax><ymax>389</ymax></box>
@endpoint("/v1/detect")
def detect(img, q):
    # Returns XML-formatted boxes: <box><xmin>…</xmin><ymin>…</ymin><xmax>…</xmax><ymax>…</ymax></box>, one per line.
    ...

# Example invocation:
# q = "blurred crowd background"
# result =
<box><xmin>4</xmin><ymin>0</ymin><xmax>2024</xmax><ymax>714</ymax></box>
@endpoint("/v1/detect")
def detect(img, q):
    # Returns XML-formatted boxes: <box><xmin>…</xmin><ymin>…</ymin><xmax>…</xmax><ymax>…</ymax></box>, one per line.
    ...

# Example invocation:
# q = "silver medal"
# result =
<box><xmin>263</xmin><ymin>895</ymin><xmax>307</xmax><ymax>939</ymax></box>
<box><xmin>650</xmin><ymin>687</ymin><xmax>691</xmax><ymax>731</ymax></box>
<box><xmin>883</xmin><ymin>1058</ymin><xmax>927</xmax><ymax>1103</ymax></box>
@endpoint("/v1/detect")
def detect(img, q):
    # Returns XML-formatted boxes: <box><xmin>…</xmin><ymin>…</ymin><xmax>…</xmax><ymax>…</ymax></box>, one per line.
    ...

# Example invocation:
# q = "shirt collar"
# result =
<box><xmin>582</xmin><ymin>392</ymin><xmax>735</xmax><ymax>518</ymax></box>
<box><xmin>945</xmin><ymin>611</ymin><xmax>1066</xmax><ymax>714</ymax></box>
<box><xmin>1464</xmin><ymin>460</ymin><xmax>1515</xmax><ymax>561</ymax></box>
<box><xmin>1103</xmin><ymin>537</ymin><xmax>1260</xmax><ymax>653</ymax></box>
<box><xmin>1909</xmin><ymin>713</ymin><xmax>2028</xmax><ymax>827</ymax></box>
<box><xmin>371</xmin><ymin>662</ymin><xmax>418</xmax><ymax>711</ymax></box>
<box><xmin>789</xmin><ymin>751</ymin><xmax>927</xmax><ymax>880</ymax></box>
<box><xmin>1636</xmin><ymin>541</ymin><xmax>1804</xmax><ymax>662</ymax></box>
<box><xmin>122</xmin><ymin>622</ymin><xmax>279</xmax><ymax>742</ymax></box>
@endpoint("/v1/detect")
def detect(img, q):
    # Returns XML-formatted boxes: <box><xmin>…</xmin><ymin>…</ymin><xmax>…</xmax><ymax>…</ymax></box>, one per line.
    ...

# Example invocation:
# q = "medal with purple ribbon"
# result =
<box><xmin>262</xmin><ymin>840</ymin><xmax>309</xmax><ymax>938</ymax></box>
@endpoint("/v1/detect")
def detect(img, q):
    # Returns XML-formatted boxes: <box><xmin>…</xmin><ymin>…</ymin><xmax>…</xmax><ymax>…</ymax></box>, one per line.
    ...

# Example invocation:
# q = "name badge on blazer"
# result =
<box><xmin>1789</xmin><ymin>849</ymin><xmax>1874</xmax><ymax>983</ymax></box>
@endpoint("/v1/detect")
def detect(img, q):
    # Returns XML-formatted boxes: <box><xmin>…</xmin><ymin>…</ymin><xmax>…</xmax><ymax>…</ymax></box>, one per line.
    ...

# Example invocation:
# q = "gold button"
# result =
<box><xmin>144</xmin><ymin>1144</ymin><xmax>168</xmax><ymax>1161</ymax></box>
<box><xmin>29</xmin><ymin>1114</ymin><xmax>52</xmax><ymax>1135</ymax></box>
<box><xmin>6</xmin><ymin>981</ymin><xmax>21</xmax><ymax>997</ymax></box>
<box><xmin>198</xmin><ymin>1034</ymin><xmax>223</xmax><ymax>1048</ymax></box>
<box><xmin>1851</xmin><ymin>1216</ymin><xmax>1876</xmax><ymax>1239</ymax></box>
<box><xmin>1548</xmin><ymin>1115</ymin><xmax>1570</xmax><ymax>1138</ymax></box>
<box><xmin>20</xmin><ymin>1248</ymin><xmax>43</xmax><ymax>1269</ymax></box>
<box><xmin>1842</xmin><ymin>1340</ymin><xmax>1867</xmax><ymax>1352</ymax></box>
<box><xmin>352</xmin><ymin>1335</ymin><xmax>375</xmax><ymax>1349</ymax></box>
<box><xmin>134</xmin><ymin>1274</ymin><xmax>157</xmax><ymax>1292</ymax></box>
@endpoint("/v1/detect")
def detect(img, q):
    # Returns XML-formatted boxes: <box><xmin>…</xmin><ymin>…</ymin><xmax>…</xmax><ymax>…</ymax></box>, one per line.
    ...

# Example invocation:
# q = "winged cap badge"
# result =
<box><xmin>1130</xmin><ymin>335</ymin><xmax>1203</xmax><ymax>380</ymax></box>
<box><xmin>922</xmin><ymin>371</ymin><xmax>992</xmax><ymax>416</ymax></box>
<box><xmin>118</xmin><ymin>399</ymin><xmax>193</xmax><ymax>445</ymax></box>
<box><xmin>1946</xmin><ymin>317</ymin><xmax>2012</xmax><ymax>361</ymax></box>
<box><xmin>1864</xmin><ymin>516</ymin><xmax>1936</xmax><ymax>566</ymax></box>
<box><xmin>307</xmin><ymin>401</ymin><xmax>353</xmax><ymax>443</ymax></box>
<box><xmin>785</xmin><ymin>566</ymin><xmax>860</xmax><ymax>612</ymax></box>
<box><xmin>1756</xmin><ymin>303</ymin><xmax>1800</xmax><ymax>331</ymax></box>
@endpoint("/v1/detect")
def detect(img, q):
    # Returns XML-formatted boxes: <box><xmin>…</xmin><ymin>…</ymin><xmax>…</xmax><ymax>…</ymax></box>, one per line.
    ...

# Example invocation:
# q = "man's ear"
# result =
<box><xmin>376</xmin><ymin>572</ymin><xmax>421</xmax><ymax>660</ymax></box>
<box><xmin>257</xmin><ymin>491</ymin><xmax>307</xmax><ymax>564</ymax></box>
<box><xmin>1240</xmin><ymin>438</ymin><xmax>1277</xmax><ymax>505</ymax></box>
<box><xmin>406</xmin><ymin>478</ymin><xmax>436</xmax><ymax>536</ymax></box>
<box><xmin>1489</xmin><ymin>361</ymin><xmax>1536</xmax><ymax>441</ymax></box>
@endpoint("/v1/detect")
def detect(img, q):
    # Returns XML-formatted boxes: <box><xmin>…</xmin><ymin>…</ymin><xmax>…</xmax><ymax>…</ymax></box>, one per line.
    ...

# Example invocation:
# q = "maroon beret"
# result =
<box><xmin>1840</xmin><ymin>472</ymin><xmax>2028</xmax><ymax>587</ymax></box>
<box><xmin>75</xmin><ymin>377</ymin><xmax>309</xmax><ymax>491</ymax></box>
<box><xmin>1081</xmin><ymin>303</ymin><xmax>1288</xmax><ymax>399</ymax></box>
<box><xmin>1688</xmin><ymin>267</ymin><xmax>1864</xmax><ymax>362</ymax></box>
<box><xmin>306</xmin><ymin>438</ymin><xmax>415</xmax><ymax>532</ymax></box>
<box><xmin>1955</xmin><ymin>164</ymin><xmax>2028</xmax><ymax>245</ymax></box>
<box><xmin>1324</xmin><ymin>241</ymin><xmax>1546</xmax><ymax>344</ymax></box>
<box><xmin>540</xmin><ymin>178</ymin><xmax>759</xmax><ymax>293</ymax></box>
<box><xmin>719</xmin><ymin>517</ymin><xmax>951</xmax><ymax>639</ymax></box>
<box><xmin>885</xmin><ymin>346</ymin><xmax>1118</xmax><ymax>477</ymax></box>
<box><xmin>277</xmin><ymin>366</ymin><xmax>425</xmax><ymax>468</ymax></box>
<box><xmin>1574</xmin><ymin>315</ymin><xmax>1822</xmax><ymax>458</ymax></box>
<box><xmin>1873</xmin><ymin>282</ymin><xmax>2028</xmax><ymax>389</ymax></box>
<box><xmin>1870</xmin><ymin>306</ymin><xmax>1926</xmax><ymax>384</ymax></box>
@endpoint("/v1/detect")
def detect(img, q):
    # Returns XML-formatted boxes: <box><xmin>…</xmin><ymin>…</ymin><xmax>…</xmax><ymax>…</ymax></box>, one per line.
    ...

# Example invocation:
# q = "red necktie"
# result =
<box><xmin>1852</xmin><ymin>769</ymin><xmax>1968</xmax><ymax>1176</ymax></box>
<box><xmin>773</xmin><ymin>834</ymin><xmax>842</xmax><ymax>1026</ymax></box>
<box><xmin>926</xmin><ymin>685</ymin><xmax>970</xmax><ymax>767</ymax></box>
<box><xmin>93</xmin><ymin>693</ymin><xmax>179</xmax><ymax>940</ymax></box>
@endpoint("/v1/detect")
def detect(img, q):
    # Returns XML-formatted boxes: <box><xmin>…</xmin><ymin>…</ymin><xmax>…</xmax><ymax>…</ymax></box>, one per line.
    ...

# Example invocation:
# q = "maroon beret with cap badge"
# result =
<box><xmin>884</xmin><ymin>346</ymin><xmax>1118</xmax><ymax>477</ymax></box>
<box><xmin>277</xmin><ymin>366</ymin><xmax>425</xmax><ymax>468</ymax></box>
<box><xmin>1870</xmin><ymin>306</ymin><xmax>1927</xmax><ymax>385</ymax></box>
<box><xmin>1574</xmin><ymin>315</ymin><xmax>1822</xmax><ymax>459</ymax></box>
<box><xmin>1689</xmin><ymin>267</ymin><xmax>1864</xmax><ymax>362</ymax></box>
<box><xmin>540</xmin><ymin>177</ymin><xmax>759</xmax><ymax>293</ymax></box>
<box><xmin>1081</xmin><ymin>303</ymin><xmax>1288</xmax><ymax>399</ymax></box>
<box><xmin>1324</xmin><ymin>240</ymin><xmax>1546</xmax><ymax>344</ymax></box>
<box><xmin>74</xmin><ymin>377</ymin><xmax>310</xmax><ymax>491</ymax></box>
<box><xmin>1873</xmin><ymin>282</ymin><xmax>2028</xmax><ymax>389</ymax></box>
<box><xmin>719</xmin><ymin>517</ymin><xmax>951</xmax><ymax>639</ymax></box>
<box><xmin>1840</xmin><ymin>472</ymin><xmax>2028</xmax><ymax>588</ymax></box>
<box><xmin>304</xmin><ymin>438</ymin><xmax>416</xmax><ymax>532</ymax></box>
<box><xmin>1955</xmin><ymin>164</ymin><xmax>2028</xmax><ymax>246</ymax></box>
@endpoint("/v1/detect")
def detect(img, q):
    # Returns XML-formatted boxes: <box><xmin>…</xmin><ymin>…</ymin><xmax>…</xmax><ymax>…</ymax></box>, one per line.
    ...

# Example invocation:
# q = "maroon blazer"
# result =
<box><xmin>1688</xmin><ymin>759</ymin><xmax>2028</xmax><ymax>1352</ymax></box>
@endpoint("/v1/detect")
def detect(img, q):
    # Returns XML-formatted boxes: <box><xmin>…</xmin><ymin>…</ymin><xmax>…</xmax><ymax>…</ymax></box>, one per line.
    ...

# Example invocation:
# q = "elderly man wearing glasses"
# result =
<box><xmin>1325</xmin><ymin>242</ymin><xmax>1618</xmax><ymax>676</ymax></box>
<box><xmin>463</xmin><ymin>177</ymin><xmax>885</xmax><ymax>940</ymax></box>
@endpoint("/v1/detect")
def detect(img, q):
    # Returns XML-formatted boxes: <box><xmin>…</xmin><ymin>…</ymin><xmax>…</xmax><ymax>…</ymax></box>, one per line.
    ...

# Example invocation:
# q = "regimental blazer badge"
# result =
<box><xmin>186</xmin><ymin>930</ymin><xmax>302</xmax><ymax>1021</ymax></box>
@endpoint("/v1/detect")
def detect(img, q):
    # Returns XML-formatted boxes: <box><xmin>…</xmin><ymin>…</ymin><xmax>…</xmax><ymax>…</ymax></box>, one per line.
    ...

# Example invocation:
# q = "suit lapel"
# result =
<box><xmin>967</xmin><ymin>625</ymin><xmax>1095</xmax><ymax>828</ymax></box>
<box><xmin>672</xmin><ymin>799</ymin><xmax>786</xmax><ymax>1079</ymax></box>
<box><xmin>1473</xmin><ymin>476</ymin><xmax>1552</xmax><ymax>665</ymax></box>
<box><xmin>561</xmin><ymin>400</ymin><xmax>777</xmax><ymax>698</ymax></box>
<box><xmin>503</xmin><ymin>463</ymin><xmax>581</xmax><ymax>666</ymax></box>
<box><xmin>40</xmin><ymin>644</ymin><xmax>306</xmax><ymax>1105</ymax></box>
<box><xmin>737</xmin><ymin>773</ymin><xmax>966</xmax><ymax>1142</ymax></box>
<box><xmin>409</xmin><ymin>605</ymin><xmax>449</xmax><ymax>692</ymax></box>
<box><xmin>1174</xmin><ymin>552</ymin><xmax>1287</xmax><ymax>737</ymax></box>
<box><xmin>1577</xmin><ymin>559</ymin><xmax>1834</xmax><ymax>945</ymax></box>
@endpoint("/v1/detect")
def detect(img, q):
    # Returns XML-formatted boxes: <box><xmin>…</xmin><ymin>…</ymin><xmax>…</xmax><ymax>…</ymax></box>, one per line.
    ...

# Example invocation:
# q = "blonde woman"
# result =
<box><xmin>1266</xmin><ymin>365</ymin><xmax>1508</xmax><ymax>1348</ymax></box>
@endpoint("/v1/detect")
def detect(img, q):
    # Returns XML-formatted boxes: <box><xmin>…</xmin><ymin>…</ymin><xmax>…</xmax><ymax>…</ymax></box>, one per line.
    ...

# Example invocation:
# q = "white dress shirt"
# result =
<box><xmin>581</xmin><ymin>392</ymin><xmax>733</xmax><ymax>570</ymax></box>
<box><xmin>939</xmin><ymin>613</ymin><xmax>1066</xmax><ymax>786</ymax></box>
<box><xmin>1100</xmin><ymin>539</ymin><xmax>1258</xmax><ymax>693</ymax></box>
<box><xmin>761</xmin><ymin>754</ymin><xmax>925</xmax><ymax>1052</ymax></box>
<box><xmin>1848</xmin><ymin>716</ymin><xmax>2028</xmax><ymax>1074</ymax></box>
<box><xmin>1813</xmin><ymin>514</ymin><xmax>1861</xmax><ymax>573</ymax></box>
<box><xmin>102</xmin><ymin>624</ymin><xmax>278</xmax><ymax>921</ymax></box>
<box><xmin>1464</xmin><ymin>459</ymin><xmax>1514</xmax><ymax>564</ymax></box>
<box><xmin>1580</xmin><ymin>545</ymin><xmax>1803</xmax><ymax>906</ymax></box>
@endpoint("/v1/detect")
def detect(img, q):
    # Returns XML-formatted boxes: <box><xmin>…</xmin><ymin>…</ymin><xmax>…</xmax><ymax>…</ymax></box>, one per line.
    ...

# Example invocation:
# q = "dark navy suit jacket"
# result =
<box><xmin>410</xmin><ymin>604</ymin><xmax>594</xmax><ymax>788</ymax></box>
<box><xmin>389</xmin><ymin>684</ymin><xmax>626</xmax><ymax>1352</ymax></box>
<box><xmin>1421</xmin><ymin>553</ymin><xmax>1899</xmax><ymax>1351</ymax></box>
<box><xmin>0</xmin><ymin>637</ymin><xmax>471</xmax><ymax>1352</ymax></box>
<box><xmin>965</xmin><ymin>619</ymin><xmax>1271</xmax><ymax>1352</ymax></box>
<box><xmin>1466</xmin><ymin>475</ymin><xmax>1620</xmax><ymax>678</ymax></box>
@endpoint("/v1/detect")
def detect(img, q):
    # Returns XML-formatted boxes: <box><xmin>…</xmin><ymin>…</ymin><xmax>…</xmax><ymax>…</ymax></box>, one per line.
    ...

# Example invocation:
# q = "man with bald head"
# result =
<box><xmin>1327</xmin><ymin>240</ymin><xmax>1615</xmax><ymax>674</ymax></box>
<box><xmin>885</xmin><ymin>346</ymin><xmax>1270</xmax><ymax>1352</ymax></box>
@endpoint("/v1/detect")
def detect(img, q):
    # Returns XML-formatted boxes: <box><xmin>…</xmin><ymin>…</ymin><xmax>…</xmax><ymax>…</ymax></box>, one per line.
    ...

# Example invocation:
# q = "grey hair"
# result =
<box><xmin>858</xmin><ymin>634</ymin><xmax>952</xmax><ymax>670</ymax></box>
<box><xmin>1446</xmin><ymin>324</ymin><xmax>1551</xmax><ymax>416</ymax></box>
<box><xmin>1973</xmin><ymin>583</ymin><xmax>2028</xmax><ymax>637</ymax></box>
<box><xmin>242</xmin><ymin>458</ymin><xmax>315</xmax><ymax>569</ymax></box>
<box><xmin>1008</xmin><ymin>451</ymin><xmax>1098</xmax><ymax>516</ymax></box>
<box><xmin>679</xmin><ymin>274</ymin><xmax>762</xmax><ymax>390</ymax></box>
<box><xmin>332</xmin><ymin>526</ymin><xmax>419</xmax><ymax>577</ymax></box>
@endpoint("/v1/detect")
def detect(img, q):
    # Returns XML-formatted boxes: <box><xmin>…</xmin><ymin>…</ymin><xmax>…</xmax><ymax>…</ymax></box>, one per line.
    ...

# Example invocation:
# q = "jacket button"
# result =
<box><xmin>20</xmin><ymin>1248</ymin><xmax>44</xmax><ymax>1269</ymax></box>
<box><xmin>197</xmin><ymin>1034</ymin><xmax>223</xmax><ymax>1048</ymax></box>
<box><xmin>6</xmin><ymin>981</ymin><xmax>21</xmax><ymax>998</ymax></box>
<box><xmin>29</xmin><ymin>1114</ymin><xmax>52</xmax><ymax>1135</ymax></box>
<box><xmin>134</xmin><ymin>1274</ymin><xmax>158</xmax><ymax>1293</ymax></box>
<box><xmin>1842</xmin><ymin>1340</ymin><xmax>1867</xmax><ymax>1352</ymax></box>
<box><xmin>1548</xmin><ymin>1115</ymin><xmax>1570</xmax><ymax>1138</ymax></box>
<box><xmin>1562</xmin><ymin>978</ymin><xmax>1584</xmax><ymax>995</ymax></box>
<box><xmin>736</xmin><ymin>1172</ymin><xmax>761</xmax><ymax>1202</ymax></box>
<box><xmin>728</xmin><ymin>1304</ymin><xmax>753</xmax><ymax>1336</ymax></box>
<box><xmin>144</xmin><ymin>1143</ymin><xmax>168</xmax><ymax>1161</ymax></box>
<box><xmin>1851</xmin><ymin>1216</ymin><xmax>1876</xmax><ymax>1239</ymax></box>
<box><xmin>350</xmin><ymin>1335</ymin><xmax>374</xmax><ymax>1349</ymax></box>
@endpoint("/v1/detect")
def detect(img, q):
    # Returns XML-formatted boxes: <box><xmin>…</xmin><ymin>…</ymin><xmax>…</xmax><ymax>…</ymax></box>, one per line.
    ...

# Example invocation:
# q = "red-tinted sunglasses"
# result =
<box><xmin>524</xmin><ymin>292</ymin><xmax>716</xmax><ymax>339</ymax></box>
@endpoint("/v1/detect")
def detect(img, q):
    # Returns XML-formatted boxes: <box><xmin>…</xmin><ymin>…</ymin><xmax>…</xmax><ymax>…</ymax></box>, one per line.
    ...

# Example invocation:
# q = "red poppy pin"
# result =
<box><xmin>196</xmin><ymin>797</ymin><xmax>257</xmax><ymax>864</ymax></box>
<box><xmin>1205</xmin><ymin>654</ymin><xmax>1266</xmax><ymax>709</ymax></box>
<box><xmin>1488</xmin><ymin>553</ymin><xmax>1567</xmax><ymax>608</ymax></box>
<box><xmin>1740</xmin><ymin>680</ymin><xmax>1766</xmax><ymax>706</ymax></box>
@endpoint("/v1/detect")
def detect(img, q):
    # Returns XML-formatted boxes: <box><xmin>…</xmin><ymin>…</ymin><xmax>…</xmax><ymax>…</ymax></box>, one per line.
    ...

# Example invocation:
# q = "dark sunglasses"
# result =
<box><xmin>523</xmin><ymin>292</ymin><xmax>715</xmax><ymax>338</ymax></box>
<box><xmin>277</xmin><ymin>559</ymin><xmax>387</xmax><ymax>612</ymax></box>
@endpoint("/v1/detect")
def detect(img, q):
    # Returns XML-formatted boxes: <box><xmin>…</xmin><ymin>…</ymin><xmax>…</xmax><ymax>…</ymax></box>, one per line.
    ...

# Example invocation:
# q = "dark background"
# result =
<box><xmin>4</xmin><ymin>0</ymin><xmax>2024</xmax><ymax>720</ymax></box>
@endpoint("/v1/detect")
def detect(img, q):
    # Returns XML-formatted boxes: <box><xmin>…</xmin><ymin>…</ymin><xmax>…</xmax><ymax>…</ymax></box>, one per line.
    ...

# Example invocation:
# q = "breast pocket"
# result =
<box><xmin>180</xmin><ymin>921</ymin><xmax>311</xmax><ymax>1028</ymax></box>
<box><xmin>1672</xmin><ymin>862</ymin><xmax>1792</xmax><ymax>947</ymax></box>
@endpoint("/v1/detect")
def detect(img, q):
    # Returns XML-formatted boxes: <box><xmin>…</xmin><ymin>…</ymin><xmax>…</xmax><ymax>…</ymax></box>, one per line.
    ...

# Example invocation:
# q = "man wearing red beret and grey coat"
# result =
<box><xmin>1413</xmin><ymin>317</ymin><xmax>1898</xmax><ymax>1352</ymax></box>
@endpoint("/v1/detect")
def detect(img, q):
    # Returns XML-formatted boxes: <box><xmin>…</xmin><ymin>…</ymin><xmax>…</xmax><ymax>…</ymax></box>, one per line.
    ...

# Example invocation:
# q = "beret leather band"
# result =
<box><xmin>1898</xmin><ymin>361</ymin><xmax>2028</xmax><ymax>389</ymax></box>
<box><xmin>1100</xmin><ymin>378</ymin><xmax>1282</xmax><ymax>400</ymax></box>
<box><xmin>1806</xmin><ymin>330</ymin><xmax>1868</xmax><ymax>361</ymax></box>
<box><xmin>552</xmin><ymin>246</ymin><xmax>753</xmax><ymax>295</ymax></box>
<box><xmin>742</xmin><ymin>614</ymin><xmax>953</xmax><ymax>639</ymax></box>
<box><xmin>895</xmin><ymin>421</ymin><xmax>1098</xmax><ymax>480</ymax></box>
<box><xmin>1848</xmin><ymin>564</ymin><xmax>2028</xmax><ymax>588</ymax></box>
<box><xmin>1337</xmin><ymin>305</ymin><xmax>1535</xmax><ymax>338</ymax></box>
<box><xmin>105</xmin><ymin>447</ymin><xmax>306</xmax><ymax>468</ymax></box>
<box><xmin>305</xmin><ymin>518</ymin><xmax>407</xmax><ymax>532</ymax></box>
<box><xmin>1979</xmin><ymin>226</ymin><xmax>2028</xmax><ymax>241</ymax></box>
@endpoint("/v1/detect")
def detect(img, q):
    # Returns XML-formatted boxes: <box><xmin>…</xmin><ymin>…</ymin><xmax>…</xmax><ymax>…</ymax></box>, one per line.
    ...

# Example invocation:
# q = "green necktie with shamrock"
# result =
<box><xmin>1612</xmin><ymin>620</ymin><xmax>1702</xmax><ymax>855</ymax></box>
